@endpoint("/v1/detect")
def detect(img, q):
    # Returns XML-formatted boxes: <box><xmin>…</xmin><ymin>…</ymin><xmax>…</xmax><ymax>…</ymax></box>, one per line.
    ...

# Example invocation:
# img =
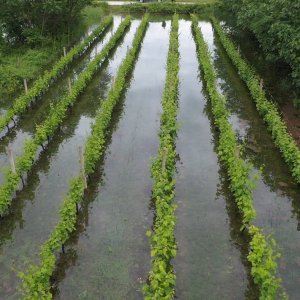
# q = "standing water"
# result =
<box><xmin>53</xmin><ymin>20</ymin><xmax>170</xmax><ymax>299</ymax></box>
<box><xmin>0</xmin><ymin>19</ymin><xmax>139</xmax><ymax>299</ymax></box>
<box><xmin>200</xmin><ymin>20</ymin><xmax>300</xmax><ymax>298</ymax></box>
<box><xmin>174</xmin><ymin>20</ymin><xmax>251</xmax><ymax>299</ymax></box>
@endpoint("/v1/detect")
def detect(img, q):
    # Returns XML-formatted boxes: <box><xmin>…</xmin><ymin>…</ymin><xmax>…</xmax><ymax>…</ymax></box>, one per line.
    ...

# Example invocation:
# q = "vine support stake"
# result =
<box><xmin>63</xmin><ymin>47</ymin><xmax>67</xmax><ymax>57</ymax></box>
<box><xmin>162</xmin><ymin>147</ymin><xmax>167</xmax><ymax>173</ymax></box>
<box><xmin>79</xmin><ymin>146</ymin><xmax>87</xmax><ymax>189</ymax></box>
<box><xmin>7</xmin><ymin>145</ymin><xmax>16</xmax><ymax>174</ymax></box>
<box><xmin>260</xmin><ymin>78</ymin><xmax>264</xmax><ymax>92</ymax></box>
<box><xmin>68</xmin><ymin>77</ymin><xmax>72</xmax><ymax>93</ymax></box>
<box><xmin>24</xmin><ymin>79</ymin><xmax>28</xmax><ymax>94</ymax></box>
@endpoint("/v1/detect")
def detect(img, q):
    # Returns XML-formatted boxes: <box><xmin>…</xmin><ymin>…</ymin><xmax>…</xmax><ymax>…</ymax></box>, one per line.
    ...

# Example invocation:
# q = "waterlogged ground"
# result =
<box><xmin>54</xmin><ymin>20</ymin><xmax>170</xmax><ymax>300</ymax></box>
<box><xmin>199</xmin><ymin>20</ymin><xmax>300</xmax><ymax>298</ymax></box>
<box><xmin>0</xmin><ymin>17</ymin><xmax>123</xmax><ymax>184</ymax></box>
<box><xmin>0</xmin><ymin>14</ymin><xmax>299</xmax><ymax>300</ymax></box>
<box><xmin>0</xmin><ymin>17</ymin><xmax>139</xmax><ymax>299</ymax></box>
<box><xmin>174</xmin><ymin>20</ymin><xmax>251</xmax><ymax>299</ymax></box>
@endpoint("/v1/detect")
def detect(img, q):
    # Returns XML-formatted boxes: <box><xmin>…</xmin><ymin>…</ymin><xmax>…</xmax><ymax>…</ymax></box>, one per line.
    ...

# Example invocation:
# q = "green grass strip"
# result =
<box><xmin>192</xmin><ymin>15</ymin><xmax>285</xmax><ymax>299</ymax></box>
<box><xmin>211</xmin><ymin>17</ymin><xmax>300</xmax><ymax>184</ymax></box>
<box><xmin>143</xmin><ymin>14</ymin><xmax>179</xmax><ymax>300</ymax></box>
<box><xmin>19</xmin><ymin>14</ymin><xmax>149</xmax><ymax>300</ymax></box>
<box><xmin>0</xmin><ymin>16</ymin><xmax>131</xmax><ymax>217</ymax></box>
<box><xmin>0</xmin><ymin>16</ymin><xmax>113</xmax><ymax>135</ymax></box>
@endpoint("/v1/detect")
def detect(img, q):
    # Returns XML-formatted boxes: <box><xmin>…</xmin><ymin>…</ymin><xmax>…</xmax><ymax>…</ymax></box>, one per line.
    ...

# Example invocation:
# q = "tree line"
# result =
<box><xmin>225</xmin><ymin>0</ymin><xmax>300</xmax><ymax>91</ymax></box>
<box><xmin>0</xmin><ymin>0</ymin><xmax>91</xmax><ymax>45</ymax></box>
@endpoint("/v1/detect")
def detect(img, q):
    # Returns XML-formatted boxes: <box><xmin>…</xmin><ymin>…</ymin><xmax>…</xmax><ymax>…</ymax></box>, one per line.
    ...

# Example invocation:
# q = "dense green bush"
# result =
<box><xmin>225</xmin><ymin>0</ymin><xmax>300</xmax><ymax>90</ymax></box>
<box><xmin>0</xmin><ymin>0</ymin><xmax>92</xmax><ymax>44</ymax></box>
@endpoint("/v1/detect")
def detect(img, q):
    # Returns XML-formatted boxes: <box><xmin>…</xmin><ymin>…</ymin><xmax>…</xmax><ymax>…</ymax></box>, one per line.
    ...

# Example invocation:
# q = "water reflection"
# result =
<box><xmin>200</xmin><ymin>20</ymin><xmax>300</xmax><ymax>298</ymax></box>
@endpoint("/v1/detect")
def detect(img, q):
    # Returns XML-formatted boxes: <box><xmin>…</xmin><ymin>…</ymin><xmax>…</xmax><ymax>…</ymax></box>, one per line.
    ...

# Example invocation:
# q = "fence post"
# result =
<box><xmin>260</xmin><ymin>78</ymin><xmax>264</xmax><ymax>92</ymax></box>
<box><xmin>7</xmin><ymin>146</ymin><xmax>16</xmax><ymax>174</ymax></box>
<box><xmin>79</xmin><ymin>146</ymin><xmax>87</xmax><ymax>189</ymax></box>
<box><xmin>68</xmin><ymin>77</ymin><xmax>72</xmax><ymax>93</ymax></box>
<box><xmin>63</xmin><ymin>47</ymin><xmax>67</xmax><ymax>57</ymax></box>
<box><xmin>24</xmin><ymin>79</ymin><xmax>28</xmax><ymax>94</ymax></box>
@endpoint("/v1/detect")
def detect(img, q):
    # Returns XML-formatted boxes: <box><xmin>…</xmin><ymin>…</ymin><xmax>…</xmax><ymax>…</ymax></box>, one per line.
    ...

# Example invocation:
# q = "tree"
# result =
<box><xmin>225</xmin><ymin>0</ymin><xmax>300</xmax><ymax>89</ymax></box>
<box><xmin>0</xmin><ymin>0</ymin><xmax>92</xmax><ymax>44</ymax></box>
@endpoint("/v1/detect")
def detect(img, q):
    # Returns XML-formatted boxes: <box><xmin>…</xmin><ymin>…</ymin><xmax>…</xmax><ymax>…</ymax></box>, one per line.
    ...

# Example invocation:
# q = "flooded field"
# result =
<box><xmin>0</xmin><ymin>13</ymin><xmax>299</xmax><ymax>300</ymax></box>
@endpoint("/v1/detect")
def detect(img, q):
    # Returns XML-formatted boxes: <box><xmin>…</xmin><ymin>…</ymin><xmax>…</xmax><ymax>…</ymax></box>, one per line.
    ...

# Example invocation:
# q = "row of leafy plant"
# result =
<box><xmin>0</xmin><ymin>15</ymin><xmax>113</xmax><ymax>135</ymax></box>
<box><xmin>191</xmin><ymin>15</ymin><xmax>284</xmax><ymax>299</ymax></box>
<box><xmin>19</xmin><ymin>14</ymin><xmax>149</xmax><ymax>300</ymax></box>
<box><xmin>143</xmin><ymin>14</ymin><xmax>179</xmax><ymax>300</ymax></box>
<box><xmin>0</xmin><ymin>17</ymin><xmax>132</xmax><ymax>217</ymax></box>
<box><xmin>211</xmin><ymin>17</ymin><xmax>300</xmax><ymax>184</ymax></box>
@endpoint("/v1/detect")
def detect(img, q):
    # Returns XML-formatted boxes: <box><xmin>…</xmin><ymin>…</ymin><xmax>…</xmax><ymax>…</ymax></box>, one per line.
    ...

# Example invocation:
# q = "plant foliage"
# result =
<box><xmin>19</xmin><ymin>14</ymin><xmax>149</xmax><ymax>300</ymax></box>
<box><xmin>211</xmin><ymin>17</ymin><xmax>300</xmax><ymax>184</ymax></box>
<box><xmin>191</xmin><ymin>15</ymin><xmax>284</xmax><ymax>299</ymax></box>
<box><xmin>143</xmin><ymin>14</ymin><xmax>179</xmax><ymax>300</ymax></box>
<box><xmin>224</xmin><ymin>0</ymin><xmax>300</xmax><ymax>89</ymax></box>
<box><xmin>0</xmin><ymin>16</ymin><xmax>130</xmax><ymax>217</ymax></box>
<box><xmin>0</xmin><ymin>15</ymin><xmax>113</xmax><ymax>136</ymax></box>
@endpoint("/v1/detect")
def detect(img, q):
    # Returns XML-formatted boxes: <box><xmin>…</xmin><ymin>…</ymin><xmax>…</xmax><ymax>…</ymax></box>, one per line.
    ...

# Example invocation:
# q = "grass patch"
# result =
<box><xmin>0</xmin><ymin>5</ymin><xmax>106</xmax><ymax>101</ymax></box>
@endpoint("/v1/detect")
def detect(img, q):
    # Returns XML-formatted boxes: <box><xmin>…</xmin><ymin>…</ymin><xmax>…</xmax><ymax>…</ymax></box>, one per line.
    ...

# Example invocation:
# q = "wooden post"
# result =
<box><xmin>237</xmin><ymin>45</ymin><xmax>240</xmax><ymax>54</ymax></box>
<box><xmin>260</xmin><ymin>78</ymin><xmax>264</xmax><ymax>91</ymax></box>
<box><xmin>24</xmin><ymin>79</ymin><xmax>28</xmax><ymax>94</ymax></box>
<box><xmin>79</xmin><ymin>146</ymin><xmax>87</xmax><ymax>188</ymax></box>
<box><xmin>68</xmin><ymin>77</ymin><xmax>72</xmax><ymax>93</ymax></box>
<box><xmin>63</xmin><ymin>47</ymin><xmax>67</xmax><ymax>57</ymax></box>
<box><xmin>7</xmin><ymin>146</ymin><xmax>16</xmax><ymax>174</ymax></box>
<box><xmin>162</xmin><ymin>147</ymin><xmax>167</xmax><ymax>173</ymax></box>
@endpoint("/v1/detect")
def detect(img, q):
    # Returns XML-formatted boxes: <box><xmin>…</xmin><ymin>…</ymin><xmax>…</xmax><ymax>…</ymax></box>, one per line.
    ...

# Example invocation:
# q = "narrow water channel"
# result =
<box><xmin>0</xmin><ymin>17</ymin><xmax>123</xmax><ymax>184</ymax></box>
<box><xmin>173</xmin><ymin>20</ymin><xmax>250</xmax><ymax>299</ymax></box>
<box><xmin>53</xmin><ymin>20</ymin><xmax>170</xmax><ymax>299</ymax></box>
<box><xmin>200</xmin><ymin>21</ymin><xmax>300</xmax><ymax>298</ymax></box>
<box><xmin>0</xmin><ymin>20</ymin><xmax>139</xmax><ymax>300</ymax></box>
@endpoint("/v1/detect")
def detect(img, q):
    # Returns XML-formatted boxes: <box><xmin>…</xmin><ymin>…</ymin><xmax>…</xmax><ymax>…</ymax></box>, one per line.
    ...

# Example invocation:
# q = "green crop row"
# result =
<box><xmin>211</xmin><ymin>17</ymin><xmax>300</xmax><ymax>184</ymax></box>
<box><xmin>191</xmin><ymin>15</ymin><xmax>284</xmax><ymax>299</ymax></box>
<box><xmin>0</xmin><ymin>17</ymin><xmax>132</xmax><ymax>217</ymax></box>
<box><xmin>0</xmin><ymin>16</ymin><xmax>113</xmax><ymax>135</ymax></box>
<box><xmin>19</xmin><ymin>14</ymin><xmax>149</xmax><ymax>300</ymax></box>
<box><xmin>191</xmin><ymin>14</ymin><xmax>255</xmax><ymax>227</ymax></box>
<box><xmin>143</xmin><ymin>14</ymin><xmax>179</xmax><ymax>300</ymax></box>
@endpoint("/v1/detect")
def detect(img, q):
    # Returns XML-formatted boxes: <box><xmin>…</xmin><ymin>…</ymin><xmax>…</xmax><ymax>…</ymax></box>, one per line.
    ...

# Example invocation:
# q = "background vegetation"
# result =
<box><xmin>225</xmin><ymin>0</ymin><xmax>300</xmax><ymax>91</ymax></box>
<box><xmin>0</xmin><ymin>1</ymin><xmax>104</xmax><ymax>100</ymax></box>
